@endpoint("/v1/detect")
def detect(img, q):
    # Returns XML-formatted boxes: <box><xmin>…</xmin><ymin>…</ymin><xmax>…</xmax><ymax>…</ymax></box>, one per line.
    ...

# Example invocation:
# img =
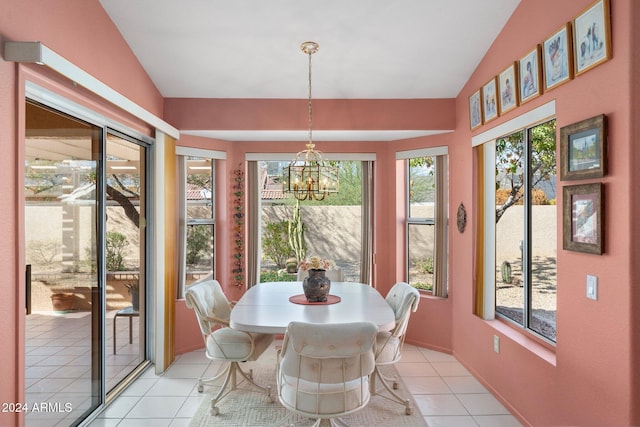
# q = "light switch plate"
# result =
<box><xmin>586</xmin><ymin>275</ymin><xmax>598</xmax><ymax>300</ymax></box>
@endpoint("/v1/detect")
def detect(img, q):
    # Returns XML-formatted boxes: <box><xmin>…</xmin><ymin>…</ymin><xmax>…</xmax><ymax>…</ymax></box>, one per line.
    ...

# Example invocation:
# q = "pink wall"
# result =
<box><xmin>171</xmin><ymin>130</ymin><xmax>458</xmax><ymax>354</ymax></box>
<box><xmin>450</xmin><ymin>0</ymin><xmax>637</xmax><ymax>425</ymax></box>
<box><xmin>0</xmin><ymin>42</ymin><xmax>20</xmax><ymax>427</ymax></box>
<box><xmin>1</xmin><ymin>0</ymin><xmax>638</xmax><ymax>425</ymax></box>
<box><xmin>165</xmin><ymin>98</ymin><xmax>456</xmax><ymax>131</ymax></box>
<box><xmin>168</xmin><ymin>1</ymin><xmax>639</xmax><ymax>425</ymax></box>
<box><xmin>0</xmin><ymin>0</ymin><xmax>163</xmax><ymax>115</ymax></box>
<box><xmin>632</xmin><ymin>2</ymin><xmax>640</xmax><ymax>421</ymax></box>
<box><xmin>0</xmin><ymin>1</ymin><xmax>165</xmax><ymax>425</ymax></box>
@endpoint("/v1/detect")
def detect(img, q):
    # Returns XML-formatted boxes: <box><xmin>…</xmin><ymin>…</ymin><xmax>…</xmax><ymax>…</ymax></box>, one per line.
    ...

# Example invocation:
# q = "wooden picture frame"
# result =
<box><xmin>543</xmin><ymin>23</ymin><xmax>573</xmax><ymax>90</ymax></box>
<box><xmin>518</xmin><ymin>46</ymin><xmax>543</xmax><ymax>104</ymax></box>
<box><xmin>560</xmin><ymin>114</ymin><xmax>607</xmax><ymax>180</ymax></box>
<box><xmin>481</xmin><ymin>77</ymin><xmax>499</xmax><ymax>123</ymax></box>
<box><xmin>469</xmin><ymin>89</ymin><xmax>483</xmax><ymax>130</ymax></box>
<box><xmin>563</xmin><ymin>183</ymin><xmax>603</xmax><ymax>254</ymax></box>
<box><xmin>573</xmin><ymin>0</ymin><xmax>612</xmax><ymax>76</ymax></box>
<box><xmin>498</xmin><ymin>63</ymin><xmax>518</xmax><ymax>115</ymax></box>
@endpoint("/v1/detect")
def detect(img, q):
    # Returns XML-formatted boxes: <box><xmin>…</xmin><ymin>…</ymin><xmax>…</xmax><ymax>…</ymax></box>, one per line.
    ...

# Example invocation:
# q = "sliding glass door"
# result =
<box><xmin>105</xmin><ymin>132</ymin><xmax>147</xmax><ymax>391</ymax></box>
<box><xmin>24</xmin><ymin>101</ymin><xmax>149</xmax><ymax>426</ymax></box>
<box><xmin>24</xmin><ymin>101</ymin><xmax>101</xmax><ymax>425</ymax></box>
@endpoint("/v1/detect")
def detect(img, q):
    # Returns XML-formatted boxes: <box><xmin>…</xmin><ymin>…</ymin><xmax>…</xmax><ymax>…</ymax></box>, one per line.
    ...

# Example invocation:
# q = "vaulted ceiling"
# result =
<box><xmin>99</xmin><ymin>0</ymin><xmax>521</xmax><ymax>140</ymax></box>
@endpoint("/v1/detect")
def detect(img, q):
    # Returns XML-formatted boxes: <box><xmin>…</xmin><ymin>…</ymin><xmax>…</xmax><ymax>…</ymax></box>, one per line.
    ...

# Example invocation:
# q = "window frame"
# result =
<box><xmin>176</xmin><ymin>147</ymin><xmax>225</xmax><ymax>297</ymax></box>
<box><xmin>474</xmin><ymin>101</ymin><xmax>557</xmax><ymax>344</ymax></box>
<box><xmin>397</xmin><ymin>147</ymin><xmax>448</xmax><ymax>297</ymax></box>
<box><xmin>247</xmin><ymin>153</ymin><xmax>375</xmax><ymax>286</ymax></box>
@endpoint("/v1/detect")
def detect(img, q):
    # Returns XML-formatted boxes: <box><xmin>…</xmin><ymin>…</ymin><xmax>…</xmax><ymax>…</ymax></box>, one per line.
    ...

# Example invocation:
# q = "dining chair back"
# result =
<box><xmin>296</xmin><ymin>268</ymin><xmax>344</xmax><ymax>282</ymax></box>
<box><xmin>185</xmin><ymin>277</ymin><xmax>274</xmax><ymax>415</ymax></box>
<box><xmin>370</xmin><ymin>281</ymin><xmax>420</xmax><ymax>415</ymax></box>
<box><xmin>276</xmin><ymin>321</ymin><xmax>377</xmax><ymax>425</ymax></box>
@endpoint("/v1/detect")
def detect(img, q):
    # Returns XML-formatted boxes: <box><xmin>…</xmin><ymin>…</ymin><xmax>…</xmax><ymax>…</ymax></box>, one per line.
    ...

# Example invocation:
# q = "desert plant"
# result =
<box><xmin>106</xmin><ymin>231</ymin><xmax>128</xmax><ymax>271</ymax></box>
<box><xmin>415</xmin><ymin>257</ymin><xmax>434</xmax><ymax>274</ymax></box>
<box><xmin>412</xmin><ymin>281</ymin><xmax>433</xmax><ymax>291</ymax></box>
<box><xmin>262</xmin><ymin>221</ymin><xmax>295</xmax><ymax>268</ymax></box>
<box><xmin>501</xmin><ymin>260</ymin><xmax>513</xmax><ymax>284</ymax></box>
<box><xmin>285</xmin><ymin>257</ymin><xmax>298</xmax><ymax>273</ymax></box>
<box><xmin>26</xmin><ymin>239</ymin><xmax>59</xmax><ymax>265</ymax></box>
<box><xmin>288</xmin><ymin>200</ymin><xmax>306</xmax><ymax>262</ymax></box>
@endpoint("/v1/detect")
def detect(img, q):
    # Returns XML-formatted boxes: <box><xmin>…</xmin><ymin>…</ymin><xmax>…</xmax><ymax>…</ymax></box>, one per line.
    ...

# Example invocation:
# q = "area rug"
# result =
<box><xmin>189</xmin><ymin>350</ymin><xmax>426</xmax><ymax>427</ymax></box>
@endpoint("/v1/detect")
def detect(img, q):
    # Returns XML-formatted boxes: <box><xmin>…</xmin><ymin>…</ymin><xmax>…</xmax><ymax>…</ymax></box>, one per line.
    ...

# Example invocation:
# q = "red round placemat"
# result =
<box><xmin>288</xmin><ymin>294</ymin><xmax>341</xmax><ymax>305</ymax></box>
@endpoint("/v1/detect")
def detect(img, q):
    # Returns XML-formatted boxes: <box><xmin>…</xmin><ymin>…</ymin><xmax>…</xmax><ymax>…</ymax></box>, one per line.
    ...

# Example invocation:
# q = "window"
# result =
<box><xmin>247</xmin><ymin>155</ymin><xmax>374</xmax><ymax>286</ymax></box>
<box><xmin>401</xmin><ymin>148</ymin><xmax>448</xmax><ymax>297</ymax></box>
<box><xmin>493</xmin><ymin>119</ymin><xmax>557</xmax><ymax>342</ymax></box>
<box><xmin>178</xmin><ymin>151</ymin><xmax>220</xmax><ymax>294</ymax></box>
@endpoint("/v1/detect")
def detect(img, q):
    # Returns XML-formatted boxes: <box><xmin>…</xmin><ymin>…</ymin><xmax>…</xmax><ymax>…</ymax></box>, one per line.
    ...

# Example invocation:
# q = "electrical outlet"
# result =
<box><xmin>586</xmin><ymin>275</ymin><xmax>598</xmax><ymax>300</ymax></box>
<box><xmin>493</xmin><ymin>335</ymin><xmax>500</xmax><ymax>353</ymax></box>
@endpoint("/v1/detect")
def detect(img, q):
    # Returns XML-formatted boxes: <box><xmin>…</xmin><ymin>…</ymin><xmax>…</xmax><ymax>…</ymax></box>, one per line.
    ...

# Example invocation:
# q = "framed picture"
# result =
<box><xmin>481</xmin><ymin>77</ymin><xmax>498</xmax><ymax>123</ymax></box>
<box><xmin>518</xmin><ymin>46</ymin><xmax>542</xmax><ymax>104</ymax></box>
<box><xmin>559</xmin><ymin>114</ymin><xmax>607</xmax><ymax>180</ymax></box>
<box><xmin>563</xmin><ymin>183</ymin><xmax>603</xmax><ymax>254</ymax></box>
<box><xmin>573</xmin><ymin>0</ymin><xmax>612</xmax><ymax>76</ymax></box>
<box><xmin>469</xmin><ymin>89</ymin><xmax>483</xmax><ymax>130</ymax></box>
<box><xmin>498</xmin><ymin>63</ymin><xmax>518</xmax><ymax>115</ymax></box>
<box><xmin>543</xmin><ymin>23</ymin><xmax>573</xmax><ymax>90</ymax></box>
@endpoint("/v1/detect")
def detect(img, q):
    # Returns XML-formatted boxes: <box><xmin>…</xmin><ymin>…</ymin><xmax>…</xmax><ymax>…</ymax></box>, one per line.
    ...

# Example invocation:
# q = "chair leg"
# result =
<box><xmin>198</xmin><ymin>361</ymin><xmax>273</xmax><ymax>416</ymax></box>
<box><xmin>234</xmin><ymin>361</ymin><xmax>273</xmax><ymax>402</ymax></box>
<box><xmin>197</xmin><ymin>363</ymin><xmax>229</xmax><ymax>392</ymax></box>
<box><xmin>370</xmin><ymin>367</ymin><xmax>413</xmax><ymax>415</ymax></box>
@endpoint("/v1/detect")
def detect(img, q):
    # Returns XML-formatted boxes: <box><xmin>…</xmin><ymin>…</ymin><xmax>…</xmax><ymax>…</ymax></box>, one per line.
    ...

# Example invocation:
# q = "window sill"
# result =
<box><xmin>487</xmin><ymin>318</ymin><xmax>557</xmax><ymax>366</ymax></box>
<box><xmin>417</xmin><ymin>290</ymin><xmax>448</xmax><ymax>300</ymax></box>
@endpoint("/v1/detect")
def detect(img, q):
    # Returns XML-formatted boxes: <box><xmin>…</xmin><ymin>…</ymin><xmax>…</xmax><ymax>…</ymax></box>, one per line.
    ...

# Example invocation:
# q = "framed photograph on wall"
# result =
<box><xmin>573</xmin><ymin>0</ymin><xmax>612</xmax><ymax>76</ymax></box>
<box><xmin>498</xmin><ymin>63</ymin><xmax>518</xmax><ymax>115</ymax></box>
<box><xmin>481</xmin><ymin>77</ymin><xmax>499</xmax><ymax>123</ymax></box>
<box><xmin>560</xmin><ymin>114</ymin><xmax>607</xmax><ymax>180</ymax></box>
<box><xmin>543</xmin><ymin>23</ymin><xmax>573</xmax><ymax>90</ymax></box>
<box><xmin>563</xmin><ymin>183</ymin><xmax>603</xmax><ymax>254</ymax></box>
<box><xmin>469</xmin><ymin>89</ymin><xmax>483</xmax><ymax>130</ymax></box>
<box><xmin>518</xmin><ymin>46</ymin><xmax>542</xmax><ymax>104</ymax></box>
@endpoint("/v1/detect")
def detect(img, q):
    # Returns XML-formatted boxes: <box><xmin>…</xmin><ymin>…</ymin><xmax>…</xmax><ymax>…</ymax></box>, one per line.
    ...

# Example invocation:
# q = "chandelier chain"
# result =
<box><xmin>307</xmin><ymin>47</ymin><xmax>314</xmax><ymax>148</ymax></box>
<box><xmin>282</xmin><ymin>41</ymin><xmax>338</xmax><ymax>201</ymax></box>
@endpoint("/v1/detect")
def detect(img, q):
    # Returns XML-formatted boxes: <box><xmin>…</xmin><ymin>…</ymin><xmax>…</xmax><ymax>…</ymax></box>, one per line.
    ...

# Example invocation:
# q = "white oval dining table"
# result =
<box><xmin>229</xmin><ymin>281</ymin><xmax>395</xmax><ymax>334</ymax></box>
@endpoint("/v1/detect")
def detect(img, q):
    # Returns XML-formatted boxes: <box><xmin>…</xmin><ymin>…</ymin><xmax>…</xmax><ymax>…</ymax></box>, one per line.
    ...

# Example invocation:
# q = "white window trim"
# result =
<box><xmin>396</xmin><ymin>146</ymin><xmax>448</xmax><ymax>159</ymax></box>
<box><xmin>472</xmin><ymin>100</ymin><xmax>555</xmax><ymax>147</ymax></box>
<box><xmin>7</xmin><ymin>41</ymin><xmax>179</xmax><ymax>139</ymax></box>
<box><xmin>402</xmin><ymin>149</ymin><xmax>449</xmax><ymax>297</ymax></box>
<box><xmin>246</xmin><ymin>153</ymin><xmax>376</xmax><ymax>161</ymax></box>
<box><xmin>175</xmin><ymin>146</ymin><xmax>226</xmax><ymax>159</ymax></box>
<box><xmin>478</xmin><ymin>101</ymin><xmax>556</xmax><ymax>320</ymax></box>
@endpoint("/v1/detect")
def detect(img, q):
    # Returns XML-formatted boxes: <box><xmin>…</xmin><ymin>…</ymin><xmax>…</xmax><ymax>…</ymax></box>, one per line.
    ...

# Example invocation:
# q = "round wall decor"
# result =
<box><xmin>457</xmin><ymin>202</ymin><xmax>467</xmax><ymax>233</ymax></box>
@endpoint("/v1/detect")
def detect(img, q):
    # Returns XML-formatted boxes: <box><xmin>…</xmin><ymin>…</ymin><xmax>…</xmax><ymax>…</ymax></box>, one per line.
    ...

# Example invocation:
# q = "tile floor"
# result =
<box><xmin>87</xmin><ymin>341</ymin><xmax>523</xmax><ymax>427</ymax></box>
<box><xmin>25</xmin><ymin>310</ymin><xmax>143</xmax><ymax>426</ymax></box>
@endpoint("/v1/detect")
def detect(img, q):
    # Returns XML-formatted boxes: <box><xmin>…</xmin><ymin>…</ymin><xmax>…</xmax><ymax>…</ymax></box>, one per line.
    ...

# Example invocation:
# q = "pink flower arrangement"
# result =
<box><xmin>298</xmin><ymin>256</ymin><xmax>333</xmax><ymax>272</ymax></box>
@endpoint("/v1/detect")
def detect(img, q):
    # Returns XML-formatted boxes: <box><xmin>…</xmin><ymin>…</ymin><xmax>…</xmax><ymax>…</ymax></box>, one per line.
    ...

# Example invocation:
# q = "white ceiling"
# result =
<box><xmin>99</xmin><ymin>0</ymin><xmax>520</xmax><ymax>140</ymax></box>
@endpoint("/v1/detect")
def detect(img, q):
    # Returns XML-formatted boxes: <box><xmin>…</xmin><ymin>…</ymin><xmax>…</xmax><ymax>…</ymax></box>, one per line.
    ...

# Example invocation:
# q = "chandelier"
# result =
<box><xmin>282</xmin><ymin>41</ymin><xmax>339</xmax><ymax>201</ymax></box>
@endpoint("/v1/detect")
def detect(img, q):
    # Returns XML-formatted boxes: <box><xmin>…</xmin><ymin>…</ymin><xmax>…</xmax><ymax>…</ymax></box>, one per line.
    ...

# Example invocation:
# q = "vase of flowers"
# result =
<box><xmin>299</xmin><ymin>256</ymin><xmax>333</xmax><ymax>302</ymax></box>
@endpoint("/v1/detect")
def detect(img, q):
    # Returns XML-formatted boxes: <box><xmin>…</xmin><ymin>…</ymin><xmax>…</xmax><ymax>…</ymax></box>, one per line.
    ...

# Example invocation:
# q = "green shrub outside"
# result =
<box><xmin>106</xmin><ymin>231</ymin><xmax>128</xmax><ymax>271</ymax></box>
<box><xmin>259</xmin><ymin>270</ymin><xmax>297</xmax><ymax>283</ymax></box>
<box><xmin>262</xmin><ymin>221</ymin><xmax>295</xmax><ymax>268</ymax></box>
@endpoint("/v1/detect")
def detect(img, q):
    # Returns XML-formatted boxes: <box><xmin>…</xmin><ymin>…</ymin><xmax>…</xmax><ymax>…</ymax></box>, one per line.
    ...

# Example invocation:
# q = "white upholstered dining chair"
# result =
<box><xmin>276</xmin><ymin>321</ymin><xmax>378</xmax><ymax>426</ymax></box>
<box><xmin>185</xmin><ymin>277</ymin><xmax>274</xmax><ymax>415</ymax></box>
<box><xmin>370</xmin><ymin>281</ymin><xmax>420</xmax><ymax>415</ymax></box>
